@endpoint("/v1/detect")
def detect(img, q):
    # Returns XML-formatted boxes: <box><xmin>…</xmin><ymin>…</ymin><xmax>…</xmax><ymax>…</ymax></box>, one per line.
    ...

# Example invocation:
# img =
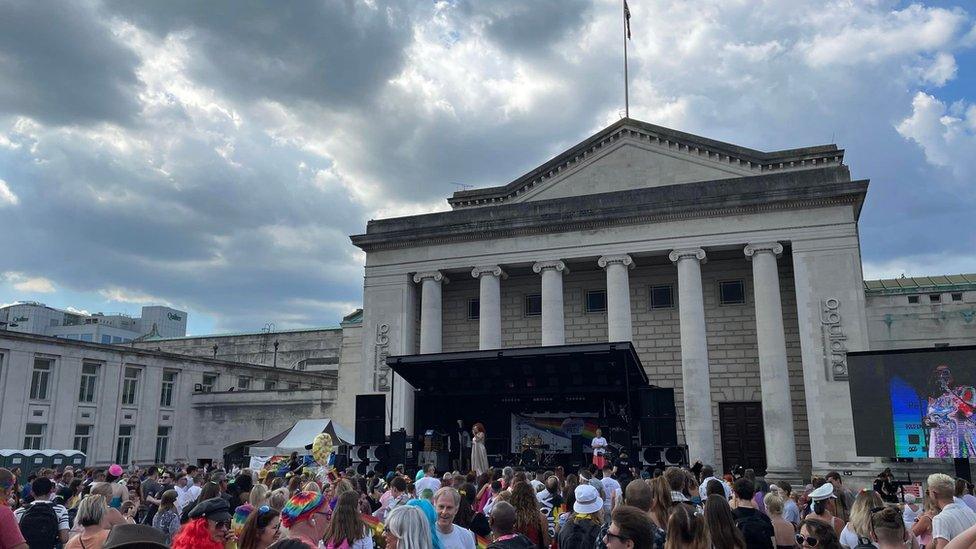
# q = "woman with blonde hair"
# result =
<box><xmin>665</xmin><ymin>503</ymin><xmax>708</xmax><ymax>549</ymax></box>
<box><xmin>250</xmin><ymin>484</ymin><xmax>272</xmax><ymax>508</ymax></box>
<box><xmin>65</xmin><ymin>495</ymin><xmax>109</xmax><ymax>549</ymax></box>
<box><xmin>648</xmin><ymin>476</ymin><xmax>672</xmax><ymax>531</ymax></box>
<box><xmin>270</xmin><ymin>487</ymin><xmax>291</xmax><ymax>512</ymax></box>
<box><xmin>838</xmin><ymin>490</ymin><xmax>884</xmax><ymax>548</ymax></box>
<box><xmin>763</xmin><ymin>492</ymin><xmax>797</xmax><ymax>549</ymax></box>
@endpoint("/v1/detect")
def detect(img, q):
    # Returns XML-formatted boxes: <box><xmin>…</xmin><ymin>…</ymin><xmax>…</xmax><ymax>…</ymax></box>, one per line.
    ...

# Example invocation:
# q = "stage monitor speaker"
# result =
<box><xmin>640</xmin><ymin>445</ymin><xmax>689</xmax><ymax>467</ymax></box>
<box><xmin>638</xmin><ymin>388</ymin><xmax>676</xmax><ymax>418</ymax></box>
<box><xmin>571</xmin><ymin>435</ymin><xmax>584</xmax><ymax>468</ymax></box>
<box><xmin>356</xmin><ymin>394</ymin><xmax>386</xmax><ymax>445</ymax></box>
<box><xmin>639</xmin><ymin>417</ymin><xmax>678</xmax><ymax>447</ymax></box>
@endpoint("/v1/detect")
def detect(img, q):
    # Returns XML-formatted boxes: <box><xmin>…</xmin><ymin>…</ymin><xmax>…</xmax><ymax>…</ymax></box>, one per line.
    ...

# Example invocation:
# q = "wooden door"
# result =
<box><xmin>719</xmin><ymin>402</ymin><xmax>767</xmax><ymax>475</ymax></box>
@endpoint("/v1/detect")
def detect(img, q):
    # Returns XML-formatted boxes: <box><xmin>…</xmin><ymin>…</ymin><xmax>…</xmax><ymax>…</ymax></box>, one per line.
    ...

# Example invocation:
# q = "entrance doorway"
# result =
<box><xmin>719</xmin><ymin>402</ymin><xmax>767</xmax><ymax>475</ymax></box>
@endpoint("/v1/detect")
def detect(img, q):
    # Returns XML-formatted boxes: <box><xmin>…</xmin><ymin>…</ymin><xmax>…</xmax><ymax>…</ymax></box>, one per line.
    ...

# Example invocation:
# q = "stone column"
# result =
<box><xmin>598</xmin><ymin>254</ymin><xmax>635</xmax><ymax>342</ymax></box>
<box><xmin>668</xmin><ymin>248</ymin><xmax>716</xmax><ymax>466</ymax></box>
<box><xmin>413</xmin><ymin>271</ymin><xmax>448</xmax><ymax>354</ymax></box>
<box><xmin>745</xmin><ymin>242</ymin><xmax>797</xmax><ymax>477</ymax></box>
<box><xmin>532</xmin><ymin>260</ymin><xmax>569</xmax><ymax>346</ymax></box>
<box><xmin>472</xmin><ymin>265</ymin><xmax>507</xmax><ymax>350</ymax></box>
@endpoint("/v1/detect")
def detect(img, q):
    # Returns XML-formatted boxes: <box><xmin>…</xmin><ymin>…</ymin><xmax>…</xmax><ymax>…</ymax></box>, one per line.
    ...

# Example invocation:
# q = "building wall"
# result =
<box><xmin>0</xmin><ymin>333</ymin><xmax>335</xmax><ymax>466</ymax></box>
<box><xmin>335</xmin><ymin>321</ymin><xmax>363</xmax><ymax>434</ymax></box>
<box><xmin>866</xmin><ymin>290</ymin><xmax>976</xmax><ymax>350</ymax></box>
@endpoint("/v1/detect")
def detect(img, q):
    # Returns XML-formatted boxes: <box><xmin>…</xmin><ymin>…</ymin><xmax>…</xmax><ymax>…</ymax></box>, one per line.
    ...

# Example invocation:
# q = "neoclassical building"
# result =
<box><xmin>351</xmin><ymin>117</ymin><xmax>879</xmax><ymax>479</ymax></box>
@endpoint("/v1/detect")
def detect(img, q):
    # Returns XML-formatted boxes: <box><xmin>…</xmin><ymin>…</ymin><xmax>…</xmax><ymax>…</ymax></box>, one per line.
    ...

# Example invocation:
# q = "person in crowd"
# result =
<box><xmin>471</xmin><ymin>424</ymin><xmax>489</xmax><ymax>477</ymax></box>
<box><xmin>508</xmin><ymin>481</ymin><xmax>548</xmax><ymax>548</ymax></box>
<box><xmin>775</xmin><ymin>481</ymin><xmax>801</xmax><ymax>527</ymax></box>
<box><xmin>704</xmin><ymin>493</ymin><xmax>746</xmax><ymax>549</ymax></box>
<box><xmin>838</xmin><ymin>490</ymin><xmax>884</xmax><ymax>548</ymax></box>
<box><xmin>322</xmin><ymin>491</ymin><xmax>374</xmax><ymax>549</ymax></box>
<box><xmin>432</xmin><ymin>488</ymin><xmax>474</xmax><ymax>549</ymax></box>
<box><xmin>180</xmin><ymin>481</ymin><xmax>221</xmax><ymax>523</ymax></box>
<box><xmin>64</xmin><ymin>495</ymin><xmax>109</xmax><ymax>549</ymax></box>
<box><xmin>666</xmin><ymin>502</ymin><xmax>708</xmax><ymax>549</ymax></box>
<box><xmin>239</xmin><ymin>505</ymin><xmax>282</xmax><ymax>549</ymax></box>
<box><xmin>416</xmin><ymin>466</ymin><xmax>442</xmax><ymax>501</ymax></box>
<box><xmin>731</xmin><ymin>477</ymin><xmax>774</xmax><ymax>549</ymax></box>
<box><xmin>873</xmin><ymin>470</ymin><xmax>899</xmax><ymax>505</ymax></box>
<box><xmin>602</xmin><ymin>505</ymin><xmax>654</xmax><ymax>549</ymax></box>
<box><xmin>798</xmin><ymin>518</ymin><xmax>844</xmax><ymax>549</ymax></box>
<box><xmin>376</xmin><ymin>476</ymin><xmax>410</xmax><ymax>522</ymax></box>
<box><xmin>100</xmin><ymin>523</ymin><xmax>169</xmax><ymax>549</ymax></box>
<box><xmin>98</xmin><ymin>465</ymin><xmax>129</xmax><ymax>510</ymax></box>
<box><xmin>501</xmin><ymin>468</ymin><xmax>515</xmax><ymax>492</ymax></box>
<box><xmin>956</xmin><ymin>479</ymin><xmax>976</xmax><ymax>514</ymax></box>
<box><xmin>807</xmin><ymin>483</ymin><xmax>847</xmax><ymax>536</ymax></box>
<box><xmin>280</xmin><ymin>491</ymin><xmax>331</xmax><ymax>548</ymax></box>
<box><xmin>763</xmin><ymin>493</ymin><xmax>797</xmax><ymax>549</ymax></box>
<box><xmin>537</xmin><ymin>476</ymin><xmax>562</xmax><ymax>541</ymax></box>
<box><xmin>929</xmin><ymin>473</ymin><xmax>976</xmax><ymax>548</ymax></box>
<box><xmin>151</xmin><ymin>489</ymin><xmax>180</xmax><ymax>544</ymax></box>
<box><xmin>407</xmin><ymin>498</ymin><xmax>443</xmax><ymax>549</ymax></box>
<box><xmin>663</xmin><ymin>467</ymin><xmax>694</xmax><ymax>507</ymax></box>
<box><xmin>172</xmin><ymin>497</ymin><xmax>235</xmax><ymax>549</ymax></box>
<box><xmin>270</xmin><ymin>487</ymin><xmax>290</xmax><ymax>512</ymax></box>
<box><xmin>868</xmin><ymin>506</ymin><xmax>915</xmax><ymax>549</ymax></box>
<box><xmin>486</xmin><ymin>502</ymin><xmax>533</xmax><ymax>549</ymax></box>
<box><xmin>902</xmin><ymin>493</ymin><xmax>921</xmax><ymax>528</ymax></box>
<box><xmin>250</xmin><ymin>484</ymin><xmax>271</xmax><ymax>510</ymax></box>
<box><xmin>601</xmin><ymin>465</ymin><xmax>622</xmax><ymax>511</ymax></box>
<box><xmin>618</xmin><ymin>475</ymin><xmax>666</xmax><ymax>548</ymax></box>
<box><xmin>0</xmin><ymin>468</ymin><xmax>27</xmax><ymax>549</ymax></box>
<box><xmin>15</xmin><ymin>476</ymin><xmax>70</xmax><ymax>547</ymax></box>
<box><xmin>558</xmin><ymin>484</ymin><xmax>604</xmax><ymax>549</ymax></box>
<box><xmin>698</xmin><ymin>464</ymin><xmax>731</xmax><ymax>500</ymax></box>
<box><xmin>826</xmin><ymin>471</ymin><xmax>855</xmax><ymax>521</ymax></box>
<box><xmin>911</xmin><ymin>494</ymin><xmax>937</xmax><ymax>548</ymax></box>
<box><xmin>385</xmin><ymin>504</ymin><xmax>434</xmax><ymax>549</ymax></box>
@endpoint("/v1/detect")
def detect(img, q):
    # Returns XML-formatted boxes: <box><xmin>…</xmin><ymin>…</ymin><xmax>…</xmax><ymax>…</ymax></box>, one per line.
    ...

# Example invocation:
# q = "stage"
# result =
<box><xmin>387</xmin><ymin>342</ymin><xmax>651</xmax><ymax>469</ymax></box>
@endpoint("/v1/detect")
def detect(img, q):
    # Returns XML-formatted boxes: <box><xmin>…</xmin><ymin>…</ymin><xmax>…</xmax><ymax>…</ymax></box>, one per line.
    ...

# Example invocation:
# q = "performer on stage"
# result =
<box><xmin>471</xmin><ymin>423</ymin><xmax>489</xmax><ymax>476</ymax></box>
<box><xmin>924</xmin><ymin>365</ymin><xmax>976</xmax><ymax>458</ymax></box>
<box><xmin>590</xmin><ymin>428</ymin><xmax>608</xmax><ymax>469</ymax></box>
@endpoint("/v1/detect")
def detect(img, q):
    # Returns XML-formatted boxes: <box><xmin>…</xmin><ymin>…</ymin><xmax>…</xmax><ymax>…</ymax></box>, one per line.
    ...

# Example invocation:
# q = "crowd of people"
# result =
<box><xmin>6</xmin><ymin>459</ymin><xmax>976</xmax><ymax>549</ymax></box>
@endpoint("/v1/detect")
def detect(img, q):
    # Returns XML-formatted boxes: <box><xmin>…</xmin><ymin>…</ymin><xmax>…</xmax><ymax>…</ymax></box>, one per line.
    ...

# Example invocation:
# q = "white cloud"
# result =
<box><xmin>0</xmin><ymin>178</ymin><xmax>18</xmax><ymax>206</ymax></box>
<box><xmin>98</xmin><ymin>286</ymin><xmax>171</xmax><ymax>305</ymax></box>
<box><xmin>896</xmin><ymin>92</ymin><xmax>976</xmax><ymax>180</ymax></box>
<box><xmin>921</xmin><ymin>52</ymin><xmax>958</xmax><ymax>86</ymax></box>
<box><xmin>65</xmin><ymin>306</ymin><xmax>91</xmax><ymax>316</ymax></box>
<box><xmin>2</xmin><ymin>272</ymin><xmax>55</xmax><ymax>293</ymax></box>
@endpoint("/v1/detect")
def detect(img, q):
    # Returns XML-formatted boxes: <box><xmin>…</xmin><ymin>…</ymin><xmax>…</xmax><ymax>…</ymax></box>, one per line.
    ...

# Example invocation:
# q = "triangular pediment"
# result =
<box><xmin>449</xmin><ymin>118</ymin><xmax>844</xmax><ymax>208</ymax></box>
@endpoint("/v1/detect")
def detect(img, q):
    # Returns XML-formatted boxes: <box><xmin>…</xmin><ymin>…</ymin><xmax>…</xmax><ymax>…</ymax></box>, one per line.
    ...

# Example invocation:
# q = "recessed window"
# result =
<box><xmin>155</xmin><ymin>426</ymin><xmax>170</xmax><ymax>463</ymax></box>
<box><xmin>719</xmin><ymin>280</ymin><xmax>746</xmax><ymax>305</ymax></box>
<box><xmin>585</xmin><ymin>290</ymin><xmax>607</xmax><ymax>313</ymax></box>
<box><xmin>265</xmin><ymin>379</ymin><xmax>277</xmax><ymax>390</ymax></box>
<box><xmin>952</xmin><ymin>293</ymin><xmax>963</xmax><ymax>302</ymax></box>
<box><xmin>929</xmin><ymin>294</ymin><xmax>941</xmax><ymax>303</ymax></box>
<box><xmin>79</xmin><ymin>362</ymin><xmax>98</xmax><ymax>403</ymax></box>
<box><xmin>24</xmin><ymin>423</ymin><xmax>46</xmax><ymax>450</ymax></box>
<box><xmin>202</xmin><ymin>374</ymin><xmax>217</xmax><ymax>392</ymax></box>
<box><xmin>908</xmin><ymin>295</ymin><xmax>920</xmax><ymax>304</ymax></box>
<box><xmin>467</xmin><ymin>299</ymin><xmax>480</xmax><ymax>320</ymax></box>
<box><xmin>116</xmin><ymin>425</ymin><xmax>133</xmax><ymax>465</ymax></box>
<box><xmin>30</xmin><ymin>358</ymin><xmax>52</xmax><ymax>400</ymax></box>
<box><xmin>73</xmin><ymin>425</ymin><xmax>91</xmax><ymax>454</ymax></box>
<box><xmin>160</xmin><ymin>371</ymin><xmax>177</xmax><ymax>407</ymax></box>
<box><xmin>650</xmin><ymin>285</ymin><xmax>674</xmax><ymax>309</ymax></box>
<box><xmin>121</xmin><ymin>367</ymin><xmax>140</xmax><ymax>405</ymax></box>
<box><xmin>524</xmin><ymin>294</ymin><xmax>542</xmax><ymax>316</ymax></box>
<box><xmin>238</xmin><ymin>376</ymin><xmax>251</xmax><ymax>390</ymax></box>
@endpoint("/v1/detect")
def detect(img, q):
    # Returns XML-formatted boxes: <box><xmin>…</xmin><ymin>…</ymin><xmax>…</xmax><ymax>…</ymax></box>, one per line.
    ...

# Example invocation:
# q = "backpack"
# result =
<box><xmin>19</xmin><ymin>502</ymin><xmax>60</xmax><ymax>549</ymax></box>
<box><xmin>734</xmin><ymin>509</ymin><xmax>774</xmax><ymax>549</ymax></box>
<box><xmin>852</xmin><ymin>536</ymin><xmax>875</xmax><ymax>549</ymax></box>
<box><xmin>557</xmin><ymin>519</ymin><xmax>602</xmax><ymax>549</ymax></box>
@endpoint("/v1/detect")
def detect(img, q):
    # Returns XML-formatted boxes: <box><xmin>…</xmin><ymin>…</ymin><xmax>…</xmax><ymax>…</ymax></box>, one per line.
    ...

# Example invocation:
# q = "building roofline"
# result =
<box><xmin>147</xmin><ymin>325</ymin><xmax>344</xmax><ymax>341</ymax></box>
<box><xmin>864</xmin><ymin>274</ymin><xmax>976</xmax><ymax>295</ymax></box>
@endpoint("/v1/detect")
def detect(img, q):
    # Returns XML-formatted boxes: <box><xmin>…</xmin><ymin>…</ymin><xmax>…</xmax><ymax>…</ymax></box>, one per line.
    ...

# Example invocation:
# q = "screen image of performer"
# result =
<box><xmin>471</xmin><ymin>422</ymin><xmax>488</xmax><ymax>475</ymax></box>
<box><xmin>590</xmin><ymin>428</ymin><xmax>607</xmax><ymax>469</ymax></box>
<box><xmin>924</xmin><ymin>365</ymin><xmax>976</xmax><ymax>458</ymax></box>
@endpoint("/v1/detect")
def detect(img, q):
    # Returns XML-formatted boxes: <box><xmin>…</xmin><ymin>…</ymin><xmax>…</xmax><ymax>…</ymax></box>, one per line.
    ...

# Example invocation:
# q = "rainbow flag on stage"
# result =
<box><xmin>476</xmin><ymin>535</ymin><xmax>490</xmax><ymax>549</ymax></box>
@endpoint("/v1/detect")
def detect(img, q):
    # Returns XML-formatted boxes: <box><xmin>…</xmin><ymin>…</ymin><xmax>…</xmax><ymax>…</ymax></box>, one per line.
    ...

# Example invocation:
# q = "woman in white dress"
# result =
<box><xmin>471</xmin><ymin>422</ymin><xmax>489</xmax><ymax>476</ymax></box>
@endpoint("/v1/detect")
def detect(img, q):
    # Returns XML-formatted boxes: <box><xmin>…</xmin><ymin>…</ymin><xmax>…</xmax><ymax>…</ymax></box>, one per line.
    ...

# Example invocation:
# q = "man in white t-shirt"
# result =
<box><xmin>416</xmin><ymin>464</ymin><xmax>442</xmax><ymax>499</ymax></box>
<box><xmin>433</xmin><ymin>487</ymin><xmax>476</xmax><ymax>549</ymax></box>
<box><xmin>601</xmin><ymin>465</ymin><xmax>622</xmax><ymax>510</ymax></box>
<box><xmin>930</xmin><ymin>472</ymin><xmax>976</xmax><ymax>548</ymax></box>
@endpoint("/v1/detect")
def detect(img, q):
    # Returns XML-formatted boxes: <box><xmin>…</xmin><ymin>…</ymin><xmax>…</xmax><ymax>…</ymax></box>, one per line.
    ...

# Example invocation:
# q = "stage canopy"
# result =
<box><xmin>249</xmin><ymin>418</ymin><xmax>353</xmax><ymax>456</ymax></box>
<box><xmin>387</xmin><ymin>342</ymin><xmax>649</xmax><ymax>395</ymax></box>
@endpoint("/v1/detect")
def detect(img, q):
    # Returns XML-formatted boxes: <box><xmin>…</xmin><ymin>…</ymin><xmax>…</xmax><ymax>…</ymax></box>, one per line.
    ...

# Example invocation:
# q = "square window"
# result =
<box><xmin>100</xmin><ymin>335</ymin><xmax>112</xmax><ymax>344</ymax></box>
<box><xmin>238</xmin><ymin>376</ymin><xmax>251</xmax><ymax>390</ymax></box>
<box><xmin>650</xmin><ymin>285</ymin><xmax>674</xmax><ymax>309</ymax></box>
<box><xmin>524</xmin><ymin>294</ymin><xmax>542</xmax><ymax>316</ymax></box>
<box><xmin>929</xmin><ymin>294</ymin><xmax>941</xmax><ymax>303</ymax></box>
<box><xmin>908</xmin><ymin>295</ymin><xmax>920</xmax><ymax>304</ymax></box>
<box><xmin>467</xmin><ymin>299</ymin><xmax>480</xmax><ymax>320</ymax></box>
<box><xmin>719</xmin><ymin>280</ymin><xmax>746</xmax><ymax>305</ymax></box>
<box><xmin>952</xmin><ymin>293</ymin><xmax>963</xmax><ymax>302</ymax></box>
<box><xmin>585</xmin><ymin>290</ymin><xmax>607</xmax><ymax>313</ymax></box>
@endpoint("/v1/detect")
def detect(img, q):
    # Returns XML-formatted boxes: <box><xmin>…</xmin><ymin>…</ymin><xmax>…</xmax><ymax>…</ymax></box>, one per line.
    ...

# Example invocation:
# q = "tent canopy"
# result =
<box><xmin>249</xmin><ymin>418</ymin><xmax>353</xmax><ymax>456</ymax></box>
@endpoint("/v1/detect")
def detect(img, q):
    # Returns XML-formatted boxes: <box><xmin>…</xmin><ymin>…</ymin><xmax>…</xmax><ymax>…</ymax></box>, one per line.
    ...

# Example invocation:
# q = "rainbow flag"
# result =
<box><xmin>362</xmin><ymin>513</ymin><xmax>383</xmax><ymax>535</ymax></box>
<box><xmin>476</xmin><ymin>535</ymin><xmax>490</xmax><ymax>549</ymax></box>
<box><xmin>515</xmin><ymin>415</ymin><xmax>601</xmax><ymax>439</ymax></box>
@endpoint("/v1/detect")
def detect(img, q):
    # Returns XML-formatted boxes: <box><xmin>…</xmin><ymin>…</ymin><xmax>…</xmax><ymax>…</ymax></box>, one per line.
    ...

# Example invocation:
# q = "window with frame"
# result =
<box><xmin>238</xmin><ymin>376</ymin><xmax>251</xmax><ymax>390</ymax></box>
<box><xmin>524</xmin><ymin>294</ymin><xmax>542</xmax><ymax>316</ymax></box>
<box><xmin>930</xmin><ymin>294</ymin><xmax>942</xmax><ymax>303</ymax></box>
<box><xmin>100</xmin><ymin>335</ymin><xmax>112</xmax><ymax>344</ymax></box>
<box><xmin>202</xmin><ymin>374</ymin><xmax>217</xmax><ymax>392</ymax></box>
<box><xmin>30</xmin><ymin>358</ymin><xmax>52</xmax><ymax>400</ymax></box>
<box><xmin>74</xmin><ymin>425</ymin><xmax>91</xmax><ymax>454</ymax></box>
<box><xmin>288</xmin><ymin>382</ymin><xmax>299</xmax><ymax>390</ymax></box>
<box><xmin>719</xmin><ymin>280</ymin><xmax>746</xmax><ymax>305</ymax></box>
<box><xmin>79</xmin><ymin>362</ymin><xmax>99</xmax><ymax>403</ymax></box>
<box><xmin>650</xmin><ymin>284</ymin><xmax>674</xmax><ymax>309</ymax></box>
<box><xmin>155</xmin><ymin>426</ymin><xmax>170</xmax><ymax>463</ymax></box>
<box><xmin>160</xmin><ymin>370</ymin><xmax>177</xmax><ymax>407</ymax></box>
<box><xmin>467</xmin><ymin>299</ymin><xmax>480</xmax><ymax>320</ymax></box>
<box><xmin>121</xmin><ymin>367</ymin><xmax>140</xmax><ymax>405</ymax></box>
<box><xmin>116</xmin><ymin>425</ymin><xmax>133</xmax><ymax>465</ymax></box>
<box><xmin>585</xmin><ymin>290</ymin><xmax>607</xmax><ymax>313</ymax></box>
<box><xmin>264</xmin><ymin>379</ymin><xmax>277</xmax><ymax>390</ymax></box>
<box><xmin>952</xmin><ymin>293</ymin><xmax>963</xmax><ymax>302</ymax></box>
<box><xmin>24</xmin><ymin>423</ymin><xmax>46</xmax><ymax>450</ymax></box>
<box><xmin>908</xmin><ymin>295</ymin><xmax>920</xmax><ymax>304</ymax></box>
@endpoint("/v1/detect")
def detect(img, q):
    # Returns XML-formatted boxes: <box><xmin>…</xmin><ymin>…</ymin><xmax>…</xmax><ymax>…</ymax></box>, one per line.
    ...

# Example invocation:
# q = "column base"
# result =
<box><xmin>763</xmin><ymin>467</ymin><xmax>804</xmax><ymax>486</ymax></box>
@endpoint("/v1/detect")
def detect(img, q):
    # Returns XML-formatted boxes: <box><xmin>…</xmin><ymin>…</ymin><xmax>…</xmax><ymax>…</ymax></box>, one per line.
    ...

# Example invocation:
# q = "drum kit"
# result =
<box><xmin>518</xmin><ymin>434</ymin><xmax>551</xmax><ymax>468</ymax></box>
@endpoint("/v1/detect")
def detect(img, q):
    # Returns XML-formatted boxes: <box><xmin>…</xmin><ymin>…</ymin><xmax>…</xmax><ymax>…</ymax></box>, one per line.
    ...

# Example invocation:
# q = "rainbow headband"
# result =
<box><xmin>281</xmin><ymin>491</ymin><xmax>327</xmax><ymax>528</ymax></box>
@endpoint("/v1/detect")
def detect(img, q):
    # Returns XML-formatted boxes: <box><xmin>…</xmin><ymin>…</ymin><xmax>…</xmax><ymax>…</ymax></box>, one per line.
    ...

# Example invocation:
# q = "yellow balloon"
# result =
<box><xmin>312</xmin><ymin>433</ymin><xmax>333</xmax><ymax>465</ymax></box>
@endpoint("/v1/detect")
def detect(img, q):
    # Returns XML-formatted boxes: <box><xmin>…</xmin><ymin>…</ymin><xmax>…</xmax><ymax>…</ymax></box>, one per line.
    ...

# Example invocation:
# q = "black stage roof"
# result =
<box><xmin>387</xmin><ymin>342</ymin><xmax>649</xmax><ymax>396</ymax></box>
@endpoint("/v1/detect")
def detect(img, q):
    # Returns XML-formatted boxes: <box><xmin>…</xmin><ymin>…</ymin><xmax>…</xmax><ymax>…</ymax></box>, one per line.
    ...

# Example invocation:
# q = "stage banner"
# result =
<box><xmin>510</xmin><ymin>413</ymin><xmax>599</xmax><ymax>453</ymax></box>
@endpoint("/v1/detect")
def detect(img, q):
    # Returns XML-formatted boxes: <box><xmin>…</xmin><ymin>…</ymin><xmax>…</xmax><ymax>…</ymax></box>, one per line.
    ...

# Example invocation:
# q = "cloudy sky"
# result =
<box><xmin>0</xmin><ymin>0</ymin><xmax>974</xmax><ymax>335</ymax></box>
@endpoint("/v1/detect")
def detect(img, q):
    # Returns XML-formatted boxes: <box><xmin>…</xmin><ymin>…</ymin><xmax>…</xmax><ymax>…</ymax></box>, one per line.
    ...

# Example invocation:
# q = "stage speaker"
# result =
<box><xmin>638</xmin><ymin>388</ymin><xmax>675</xmax><ymax>418</ymax></box>
<box><xmin>639</xmin><ymin>418</ymin><xmax>678</xmax><ymax>447</ymax></box>
<box><xmin>571</xmin><ymin>435</ymin><xmax>584</xmax><ymax>468</ymax></box>
<box><xmin>389</xmin><ymin>430</ymin><xmax>407</xmax><ymax>467</ymax></box>
<box><xmin>356</xmin><ymin>394</ymin><xmax>386</xmax><ymax>445</ymax></box>
<box><xmin>640</xmin><ymin>445</ymin><xmax>689</xmax><ymax>467</ymax></box>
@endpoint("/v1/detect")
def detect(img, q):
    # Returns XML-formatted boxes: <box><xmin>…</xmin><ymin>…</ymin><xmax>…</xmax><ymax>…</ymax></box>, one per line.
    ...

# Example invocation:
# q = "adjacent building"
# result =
<box><xmin>0</xmin><ymin>302</ymin><xmax>188</xmax><ymax>342</ymax></box>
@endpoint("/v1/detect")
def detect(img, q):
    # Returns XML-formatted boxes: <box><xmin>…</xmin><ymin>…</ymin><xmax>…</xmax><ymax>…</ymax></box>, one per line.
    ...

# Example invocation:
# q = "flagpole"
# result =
<box><xmin>623</xmin><ymin>0</ymin><xmax>629</xmax><ymax>118</ymax></box>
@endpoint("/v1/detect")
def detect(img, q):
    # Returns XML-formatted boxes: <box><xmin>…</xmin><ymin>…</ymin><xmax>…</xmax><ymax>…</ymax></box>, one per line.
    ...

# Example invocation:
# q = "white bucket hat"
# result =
<box><xmin>574</xmin><ymin>484</ymin><xmax>604</xmax><ymax>514</ymax></box>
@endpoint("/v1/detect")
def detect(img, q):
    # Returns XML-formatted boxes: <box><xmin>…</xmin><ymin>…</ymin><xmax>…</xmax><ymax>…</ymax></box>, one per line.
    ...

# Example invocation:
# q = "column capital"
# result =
<box><xmin>668</xmin><ymin>248</ymin><xmax>707</xmax><ymax>264</ymax></box>
<box><xmin>471</xmin><ymin>265</ymin><xmax>508</xmax><ymax>279</ymax></box>
<box><xmin>532</xmin><ymin>260</ymin><xmax>569</xmax><ymax>274</ymax></box>
<box><xmin>598</xmin><ymin>254</ymin><xmax>635</xmax><ymax>270</ymax></box>
<box><xmin>744</xmin><ymin>242</ymin><xmax>783</xmax><ymax>259</ymax></box>
<box><xmin>413</xmin><ymin>271</ymin><xmax>449</xmax><ymax>284</ymax></box>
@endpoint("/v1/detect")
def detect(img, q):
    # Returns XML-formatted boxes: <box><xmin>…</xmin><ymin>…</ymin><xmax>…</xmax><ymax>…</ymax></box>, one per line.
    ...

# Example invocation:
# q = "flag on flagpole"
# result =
<box><xmin>624</xmin><ymin>0</ymin><xmax>632</xmax><ymax>39</ymax></box>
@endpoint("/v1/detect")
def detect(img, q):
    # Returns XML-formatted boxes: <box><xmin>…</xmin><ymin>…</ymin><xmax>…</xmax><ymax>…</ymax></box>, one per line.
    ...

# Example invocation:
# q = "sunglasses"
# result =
<box><xmin>796</xmin><ymin>534</ymin><xmax>819</xmax><ymax>547</ymax></box>
<box><xmin>604</xmin><ymin>531</ymin><xmax>630</xmax><ymax>543</ymax></box>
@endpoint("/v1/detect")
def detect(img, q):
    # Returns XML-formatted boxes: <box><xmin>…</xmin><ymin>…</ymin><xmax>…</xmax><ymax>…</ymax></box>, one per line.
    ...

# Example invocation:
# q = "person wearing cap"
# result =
<box><xmin>172</xmin><ymin>497</ymin><xmax>236</xmax><ymax>549</ymax></box>
<box><xmin>280</xmin><ymin>491</ymin><xmax>331</xmax><ymax>548</ymax></box>
<box><xmin>557</xmin><ymin>484</ymin><xmax>604</xmax><ymax>549</ymax></box>
<box><xmin>806</xmin><ymin>483</ymin><xmax>846</xmax><ymax>537</ymax></box>
<box><xmin>102</xmin><ymin>524</ymin><xmax>169</xmax><ymax>549</ymax></box>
